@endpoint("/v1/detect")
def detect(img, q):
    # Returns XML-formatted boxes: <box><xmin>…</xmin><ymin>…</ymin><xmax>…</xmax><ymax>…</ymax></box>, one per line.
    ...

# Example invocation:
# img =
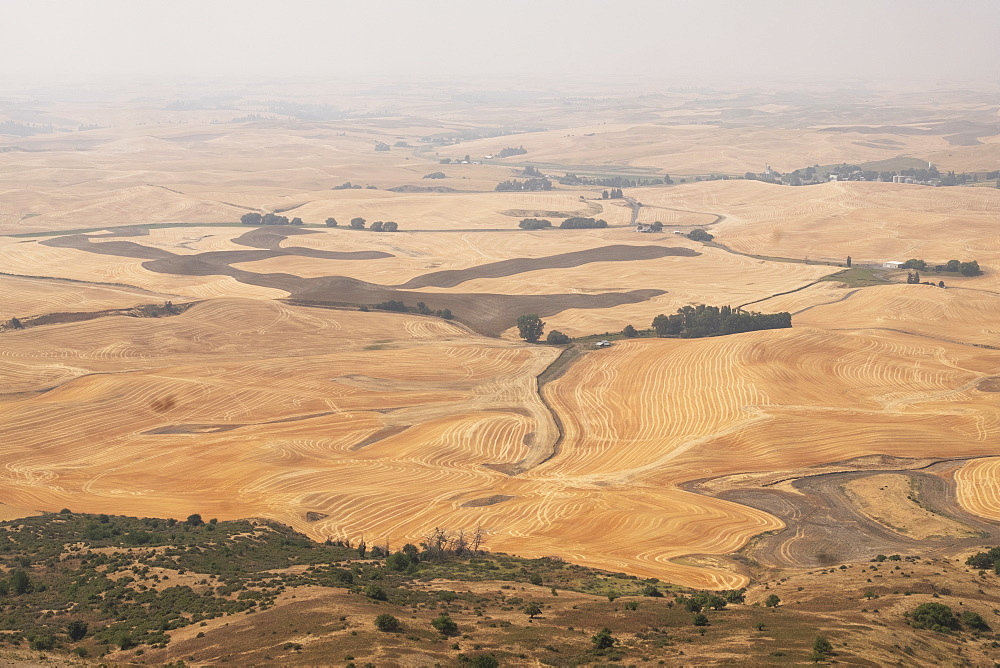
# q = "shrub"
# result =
<box><xmin>765</xmin><ymin>594</ymin><xmax>780</xmax><ymax>608</ymax></box>
<box><xmin>465</xmin><ymin>654</ymin><xmax>499</xmax><ymax>668</ymax></box>
<box><xmin>591</xmin><ymin>627</ymin><xmax>616</xmax><ymax>649</ymax></box>
<box><xmin>67</xmin><ymin>620</ymin><xmax>88</xmax><ymax>641</ymax></box>
<box><xmin>431</xmin><ymin>613</ymin><xmax>459</xmax><ymax>636</ymax></box>
<box><xmin>364</xmin><ymin>585</ymin><xmax>387</xmax><ymax>601</ymax></box>
<box><xmin>692</xmin><ymin>613</ymin><xmax>709</xmax><ymax>626</ymax></box>
<box><xmin>641</xmin><ymin>583</ymin><xmax>663</xmax><ymax>597</ymax></box>
<box><xmin>909</xmin><ymin>602</ymin><xmax>958</xmax><ymax>632</ymax></box>
<box><xmin>961</xmin><ymin>610</ymin><xmax>989</xmax><ymax>631</ymax></box>
<box><xmin>545</xmin><ymin>330</ymin><xmax>570</xmax><ymax>345</ymax></box>
<box><xmin>374</xmin><ymin>614</ymin><xmax>401</xmax><ymax>632</ymax></box>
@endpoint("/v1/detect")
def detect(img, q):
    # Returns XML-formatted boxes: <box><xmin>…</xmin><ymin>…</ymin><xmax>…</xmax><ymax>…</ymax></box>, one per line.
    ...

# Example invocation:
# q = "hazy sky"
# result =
<box><xmin>4</xmin><ymin>0</ymin><xmax>999</xmax><ymax>88</ymax></box>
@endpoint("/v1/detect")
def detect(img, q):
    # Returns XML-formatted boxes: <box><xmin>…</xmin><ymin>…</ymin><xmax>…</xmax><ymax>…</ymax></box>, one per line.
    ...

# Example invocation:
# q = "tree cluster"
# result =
<box><xmin>686</xmin><ymin>228</ymin><xmax>714</xmax><ymax>242</ymax></box>
<box><xmin>558</xmin><ymin>173</ymin><xmax>668</xmax><ymax>187</ymax></box>
<box><xmin>518</xmin><ymin>218</ymin><xmax>552</xmax><ymax>230</ymax></box>
<box><xmin>495</xmin><ymin>177</ymin><xmax>552</xmax><ymax>192</ymax></box>
<box><xmin>601</xmin><ymin>188</ymin><xmax>624</xmax><ymax>199</ymax></box>
<box><xmin>423</xmin><ymin>171</ymin><xmax>446</xmax><ymax>179</ymax></box>
<box><xmin>496</xmin><ymin>146</ymin><xmax>528</xmax><ymax>158</ymax></box>
<box><xmin>520</xmin><ymin>165</ymin><xmax>543</xmax><ymax>177</ymax></box>
<box><xmin>902</xmin><ymin>258</ymin><xmax>981</xmax><ymax>276</ymax></box>
<box><xmin>559</xmin><ymin>216</ymin><xmax>608</xmax><ymax>229</ymax></box>
<box><xmin>372</xmin><ymin>300</ymin><xmax>452</xmax><ymax>319</ymax></box>
<box><xmin>240</xmin><ymin>212</ymin><xmax>304</xmax><ymax>226</ymax></box>
<box><xmin>652</xmin><ymin>304</ymin><xmax>792</xmax><ymax>338</ymax></box>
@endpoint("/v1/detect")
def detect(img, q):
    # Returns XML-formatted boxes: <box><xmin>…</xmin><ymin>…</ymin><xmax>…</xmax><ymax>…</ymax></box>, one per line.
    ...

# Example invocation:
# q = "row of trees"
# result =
<box><xmin>652</xmin><ymin>304</ymin><xmax>792</xmax><ymax>338</ymax></box>
<box><xmin>240</xmin><ymin>212</ymin><xmax>304</xmax><ymax>226</ymax></box>
<box><xmin>557</xmin><ymin>173</ymin><xmax>671</xmax><ymax>187</ymax></box>
<box><xmin>601</xmin><ymin>188</ymin><xmax>625</xmax><ymax>199</ymax></box>
<box><xmin>901</xmin><ymin>258</ymin><xmax>981</xmax><ymax>276</ymax></box>
<box><xmin>560</xmin><ymin>216</ymin><xmax>609</xmax><ymax>229</ymax></box>
<box><xmin>516</xmin><ymin>217</ymin><xmax>611</xmax><ymax>229</ymax></box>
<box><xmin>239</xmin><ymin>213</ymin><xmax>401</xmax><ymax>231</ymax></box>
<box><xmin>495</xmin><ymin>177</ymin><xmax>553</xmax><ymax>192</ymax></box>
<box><xmin>364</xmin><ymin>300</ymin><xmax>452</xmax><ymax>319</ymax></box>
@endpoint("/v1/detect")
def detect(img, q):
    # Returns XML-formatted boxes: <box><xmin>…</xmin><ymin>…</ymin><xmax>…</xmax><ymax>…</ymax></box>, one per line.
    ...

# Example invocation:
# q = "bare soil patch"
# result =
<box><xmin>977</xmin><ymin>376</ymin><xmax>1000</xmax><ymax>392</ymax></box>
<box><xmin>460</xmin><ymin>494</ymin><xmax>515</xmax><ymax>507</ymax></box>
<box><xmin>397</xmin><ymin>244</ymin><xmax>697</xmax><ymax>289</ymax></box>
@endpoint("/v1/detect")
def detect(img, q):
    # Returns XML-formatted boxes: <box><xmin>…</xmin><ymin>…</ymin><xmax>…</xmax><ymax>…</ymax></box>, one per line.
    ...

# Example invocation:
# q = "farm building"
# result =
<box><xmin>883</xmin><ymin>261</ymin><xmax>905</xmax><ymax>269</ymax></box>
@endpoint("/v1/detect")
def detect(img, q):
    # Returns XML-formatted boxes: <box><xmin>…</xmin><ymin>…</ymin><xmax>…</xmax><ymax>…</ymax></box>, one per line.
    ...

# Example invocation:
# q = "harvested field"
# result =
<box><xmin>794</xmin><ymin>283</ymin><xmax>1000</xmax><ymax>348</ymax></box>
<box><xmin>842</xmin><ymin>473</ymin><xmax>978</xmax><ymax>540</ymax></box>
<box><xmin>955</xmin><ymin>458</ymin><xmax>1000</xmax><ymax>522</ymax></box>
<box><xmin>4</xmin><ymin>85</ymin><xmax>1000</xmax><ymax>595</ymax></box>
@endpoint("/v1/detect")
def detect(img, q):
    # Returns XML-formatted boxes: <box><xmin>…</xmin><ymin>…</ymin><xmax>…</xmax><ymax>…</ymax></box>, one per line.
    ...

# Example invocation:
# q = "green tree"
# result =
<box><xmin>516</xmin><ymin>314</ymin><xmax>544</xmax><ymax>343</ymax></box>
<box><xmin>909</xmin><ymin>602</ymin><xmax>958</xmax><ymax>631</ymax></box>
<box><xmin>467</xmin><ymin>654</ymin><xmax>499</xmax><ymax>668</ymax></box>
<box><xmin>370</xmin><ymin>221</ymin><xmax>384</xmax><ymax>232</ymax></box>
<box><xmin>431</xmin><ymin>613</ymin><xmax>459</xmax><ymax>636</ymax></box>
<box><xmin>374</xmin><ymin>614</ymin><xmax>401</xmax><ymax>632</ymax></box>
<box><xmin>846</xmin><ymin>255</ymin><xmax>852</xmax><ymax>267</ymax></box>
<box><xmin>364</xmin><ymin>584</ymin><xmax>387</xmax><ymax>601</ymax></box>
<box><xmin>9</xmin><ymin>569</ymin><xmax>31</xmax><ymax>595</ymax></box>
<box><xmin>546</xmin><ymin>330</ymin><xmax>570</xmax><ymax>344</ymax></box>
<box><xmin>325</xmin><ymin>217</ymin><xmax>338</xmax><ymax>227</ymax></box>
<box><xmin>812</xmin><ymin>635</ymin><xmax>832</xmax><ymax>656</ymax></box>
<box><xmin>383</xmin><ymin>221</ymin><xmax>398</xmax><ymax>232</ymax></box>
<box><xmin>524</xmin><ymin>602</ymin><xmax>542</xmax><ymax>618</ymax></box>
<box><xmin>687</xmin><ymin>228</ymin><xmax>714</xmax><ymax>242</ymax></box>
<box><xmin>959</xmin><ymin>260</ymin><xmax>981</xmax><ymax>276</ymax></box>
<box><xmin>67</xmin><ymin>620</ymin><xmax>88</xmax><ymax>641</ymax></box>
<box><xmin>350</xmin><ymin>217</ymin><xmax>366</xmax><ymax>229</ymax></box>
<box><xmin>240</xmin><ymin>212</ymin><xmax>263</xmax><ymax>225</ymax></box>
<box><xmin>290</xmin><ymin>217</ymin><xmax>304</xmax><ymax>226</ymax></box>
<box><xmin>692</xmin><ymin>613</ymin><xmax>709</xmax><ymax>626</ymax></box>
<box><xmin>591</xmin><ymin>627</ymin><xmax>617</xmax><ymax>649</ymax></box>
<box><xmin>765</xmin><ymin>594</ymin><xmax>780</xmax><ymax>608</ymax></box>
<box><xmin>622</xmin><ymin>324</ymin><xmax>638</xmax><ymax>337</ymax></box>
<box><xmin>961</xmin><ymin>610</ymin><xmax>989</xmax><ymax>631</ymax></box>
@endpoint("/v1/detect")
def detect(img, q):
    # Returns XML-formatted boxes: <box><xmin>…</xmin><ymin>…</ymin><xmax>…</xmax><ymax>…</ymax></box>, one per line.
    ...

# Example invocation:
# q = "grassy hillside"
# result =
<box><xmin>3</xmin><ymin>512</ymin><xmax>1000</xmax><ymax>666</ymax></box>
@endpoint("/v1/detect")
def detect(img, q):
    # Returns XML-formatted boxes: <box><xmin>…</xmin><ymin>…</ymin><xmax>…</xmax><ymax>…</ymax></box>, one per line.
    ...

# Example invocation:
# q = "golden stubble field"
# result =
<box><xmin>3</xmin><ymin>86</ymin><xmax>1000</xmax><ymax>589</ymax></box>
<box><xmin>3</xmin><ymin>305</ymin><xmax>999</xmax><ymax>588</ymax></box>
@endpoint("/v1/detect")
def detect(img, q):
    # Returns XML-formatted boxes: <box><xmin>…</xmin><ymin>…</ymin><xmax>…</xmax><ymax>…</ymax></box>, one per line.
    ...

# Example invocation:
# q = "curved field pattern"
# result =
<box><xmin>955</xmin><ymin>459</ymin><xmax>1000</xmax><ymax>522</ymax></box>
<box><xmin>795</xmin><ymin>283</ymin><xmax>1000</xmax><ymax>347</ymax></box>
<box><xmin>4</xmin><ymin>302</ymin><xmax>999</xmax><ymax>588</ymax></box>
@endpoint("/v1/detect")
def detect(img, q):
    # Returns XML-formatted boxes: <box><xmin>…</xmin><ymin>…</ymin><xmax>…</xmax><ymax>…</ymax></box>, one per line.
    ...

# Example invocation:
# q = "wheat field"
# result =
<box><xmin>4</xmin><ymin>86</ymin><xmax>1000</xmax><ymax>588</ymax></box>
